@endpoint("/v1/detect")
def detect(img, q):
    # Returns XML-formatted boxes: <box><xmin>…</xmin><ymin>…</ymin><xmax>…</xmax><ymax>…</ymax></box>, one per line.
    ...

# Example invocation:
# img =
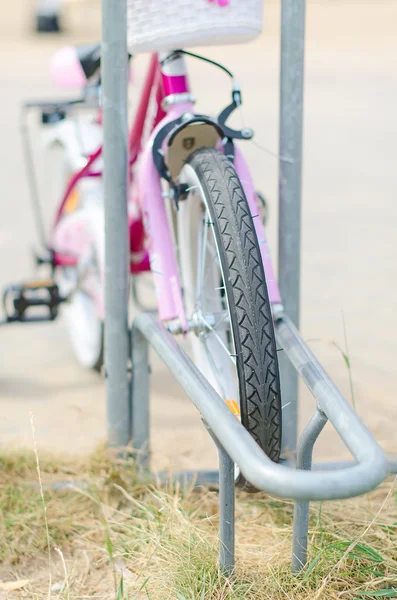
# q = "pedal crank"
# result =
<box><xmin>2</xmin><ymin>280</ymin><xmax>66</xmax><ymax>324</ymax></box>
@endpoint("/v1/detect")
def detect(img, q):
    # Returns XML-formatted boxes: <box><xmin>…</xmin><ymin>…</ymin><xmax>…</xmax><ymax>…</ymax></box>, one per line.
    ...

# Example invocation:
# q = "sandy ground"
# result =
<box><xmin>0</xmin><ymin>1</ymin><xmax>396</xmax><ymax>473</ymax></box>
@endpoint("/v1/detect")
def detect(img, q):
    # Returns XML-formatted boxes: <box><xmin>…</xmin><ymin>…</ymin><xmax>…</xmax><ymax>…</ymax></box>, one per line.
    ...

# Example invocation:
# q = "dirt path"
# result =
<box><xmin>0</xmin><ymin>1</ymin><xmax>396</xmax><ymax>471</ymax></box>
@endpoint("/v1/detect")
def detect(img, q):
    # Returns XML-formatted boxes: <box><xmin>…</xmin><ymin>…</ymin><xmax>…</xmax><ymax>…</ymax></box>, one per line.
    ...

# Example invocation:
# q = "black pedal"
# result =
<box><xmin>3</xmin><ymin>280</ymin><xmax>65</xmax><ymax>324</ymax></box>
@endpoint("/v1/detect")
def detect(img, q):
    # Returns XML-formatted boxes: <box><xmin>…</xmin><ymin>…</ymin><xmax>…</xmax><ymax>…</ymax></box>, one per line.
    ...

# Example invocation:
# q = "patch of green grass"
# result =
<box><xmin>0</xmin><ymin>449</ymin><xmax>396</xmax><ymax>599</ymax></box>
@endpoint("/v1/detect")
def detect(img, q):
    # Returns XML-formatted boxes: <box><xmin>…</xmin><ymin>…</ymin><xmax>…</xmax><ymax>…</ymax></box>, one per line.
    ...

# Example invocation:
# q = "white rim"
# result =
<box><xmin>177</xmin><ymin>164</ymin><xmax>239</xmax><ymax>405</ymax></box>
<box><xmin>51</xmin><ymin>146</ymin><xmax>104</xmax><ymax>370</ymax></box>
<box><xmin>60</xmin><ymin>243</ymin><xmax>103</xmax><ymax>370</ymax></box>
<box><xmin>64</xmin><ymin>288</ymin><xmax>103</xmax><ymax>369</ymax></box>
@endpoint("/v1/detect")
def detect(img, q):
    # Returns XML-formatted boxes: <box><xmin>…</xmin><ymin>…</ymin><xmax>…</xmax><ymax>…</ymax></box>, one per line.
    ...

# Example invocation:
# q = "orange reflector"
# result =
<box><xmin>225</xmin><ymin>399</ymin><xmax>240</xmax><ymax>416</ymax></box>
<box><xmin>64</xmin><ymin>187</ymin><xmax>80</xmax><ymax>214</ymax></box>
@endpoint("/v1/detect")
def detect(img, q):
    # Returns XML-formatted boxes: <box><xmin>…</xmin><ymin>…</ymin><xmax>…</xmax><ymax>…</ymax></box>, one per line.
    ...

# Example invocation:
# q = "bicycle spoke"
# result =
<box><xmin>200</xmin><ymin>238</ymin><xmax>219</xmax><ymax>294</ymax></box>
<box><xmin>201</xmin><ymin>311</ymin><xmax>229</xmax><ymax>330</ymax></box>
<box><xmin>196</xmin><ymin>209</ymin><xmax>209</xmax><ymax>307</ymax></box>
<box><xmin>200</xmin><ymin>314</ymin><xmax>236</xmax><ymax>365</ymax></box>
<box><xmin>202</xmin><ymin>336</ymin><xmax>228</xmax><ymax>399</ymax></box>
<box><xmin>183</xmin><ymin>178</ymin><xmax>238</xmax><ymax>404</ymax></box>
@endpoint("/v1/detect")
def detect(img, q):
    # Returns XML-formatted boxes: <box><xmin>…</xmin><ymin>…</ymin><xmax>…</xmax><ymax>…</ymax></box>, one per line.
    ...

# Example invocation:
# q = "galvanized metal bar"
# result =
<box><xmin>275</xmin><ymin>314</ymin><xmax>386</xmax><ymax>465</ymax></box>
<box><xmin>278</xmin><ymin>0</ymin><xmax>306</xmax><ymax>456</ymax></box>
<box><xmin>131</xmin><ymin>326</ymin><xmax>150</xmax><ymax>469</ymax></box>
<box><xmin>33</xmin><ymin>457</ymin><xmax>397</xmax><ymax>494</ymax></box>
<box><xmin>102</xmin><ymin>0</ymin><xmax>131</xmax><ymax>446</ymax></box>
<box><xmin>313</xmin><ymin>458</ymin><xmax>397</xmax><ymax>475</ymax></box>
<box><xmin>156</xmin><ymin>458</ymin><xmax>397</xmax><ymax>488</ymax></box>
<box><xmin>292</xmin><ymin>409</ymin><xmax>328</xmax><ymax>573</ymax></box>
<box><xmin>133</xmin><ymin>313</ymin><xmax>388</xmax><ymax>500</ymax></box>
<box><xmin>218</xmin><ymin>443</ymin><xmax>235</xmax><ymax>575</ymax></box>
<box><xmin>205</xmin><ymin>427</ymin><xmax>235</xmax><ymax>573</ymax></box>
<box><xmin>296</xmin><ymin>409</ymin><xmax>328</xmax><ymax>472</ymax></box>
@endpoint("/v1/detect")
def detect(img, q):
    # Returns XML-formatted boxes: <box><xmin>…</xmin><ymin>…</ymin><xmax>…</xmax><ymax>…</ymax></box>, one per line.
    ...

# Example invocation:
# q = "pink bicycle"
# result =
<box><xmin>7</xmin><ymin>0</ymin><xmax>283</xmax><ymax>465</ymax></box>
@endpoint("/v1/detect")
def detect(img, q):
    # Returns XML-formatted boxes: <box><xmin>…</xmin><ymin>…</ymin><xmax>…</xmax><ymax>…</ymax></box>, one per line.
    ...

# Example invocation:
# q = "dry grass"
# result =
<box><xmin>0</xmin><ymin>447</ymin><xmax>396</xmax><ymax>599</ymax></box>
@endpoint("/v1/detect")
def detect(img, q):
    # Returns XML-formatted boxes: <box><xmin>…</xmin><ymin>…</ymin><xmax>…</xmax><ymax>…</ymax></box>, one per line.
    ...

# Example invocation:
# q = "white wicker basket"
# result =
<box><xmin>127</xmin><ymin>0</ymin><xmax>264</xmax><ymax>54</ymax></box>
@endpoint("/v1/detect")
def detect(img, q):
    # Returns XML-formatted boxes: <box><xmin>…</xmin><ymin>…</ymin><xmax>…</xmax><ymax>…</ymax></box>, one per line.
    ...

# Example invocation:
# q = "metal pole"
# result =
<box><xmin>292</xmin><ymin>409</ymin><xmax>327</xmax><ymax>573</ymax></box>
<box><xmin>218</xmin><ymin>444</ymin><xmax>235</xmax><ymax>575</ymax></box>
<box><xmin>102</xmin><ymin>0</ymin><xmax>130</xmax><ymax>447</ymax></box>
<box><xmin>278</xmin><ymin>0</ymin><xmax>306</xmax><ymax>455</ymax></box>
<box><xmin>131</xmin><ymin>326</ymin><xmax>150</xmax><ymax>469</ymax></box>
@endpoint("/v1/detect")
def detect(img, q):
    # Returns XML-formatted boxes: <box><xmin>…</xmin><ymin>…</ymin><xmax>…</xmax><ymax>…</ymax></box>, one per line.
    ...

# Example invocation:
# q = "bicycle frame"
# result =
<box><xmin>51</xmin><ymin>51</ymin><xmax>281</xmax><ymax>325</ymax></box>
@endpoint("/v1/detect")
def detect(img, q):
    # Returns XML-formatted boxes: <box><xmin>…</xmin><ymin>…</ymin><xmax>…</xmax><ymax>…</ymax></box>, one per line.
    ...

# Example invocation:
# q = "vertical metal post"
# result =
<box><xmin>131</xmin><ymin>326</ymin><xmax>151</xmax><ymax>470</ymax></box>
<box><xmin>102</xmin><ymin>0</ymin><xmax>131</xmax><ymax>446</ymax></box>
<box><xmin>218</xmin><ymin>444</ymin><xmax>235</xmax><ymax>575</ymax></box>
<box><xmin>278</xmin><ymin>0</ymin><xmax>306</xmax><ymax>455</ymax></box>
<box><xmin>292</xmin><ymin>409</ymin><xmax>327</xmax><ymax>573</ymax></box>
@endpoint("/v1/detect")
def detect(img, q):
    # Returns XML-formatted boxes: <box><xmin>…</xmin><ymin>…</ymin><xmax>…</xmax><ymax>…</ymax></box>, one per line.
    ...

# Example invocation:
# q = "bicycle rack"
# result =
<box><xmin>128</xmin><ymin>312</ymin><xmax>396</xmax><ymax>574</ymax></box>
<box><xmin>100</xmin><ymin>0</ymin><xmax>396</xmax><ymax>580</ymax></box>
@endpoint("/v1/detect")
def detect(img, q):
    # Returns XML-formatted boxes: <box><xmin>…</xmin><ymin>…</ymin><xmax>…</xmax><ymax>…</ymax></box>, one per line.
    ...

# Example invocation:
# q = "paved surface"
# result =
<box><xmin>0</xmin><ymin>1</ymin><xmax>396</xmax><ymax>472</ymax></box>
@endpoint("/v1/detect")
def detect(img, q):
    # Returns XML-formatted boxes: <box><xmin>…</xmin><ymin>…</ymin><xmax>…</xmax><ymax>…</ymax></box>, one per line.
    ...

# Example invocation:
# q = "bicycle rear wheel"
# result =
<box><xmin>177</xmin><ymin>148</ymin><xmax>282</xmax><ymax>463</ymax></box>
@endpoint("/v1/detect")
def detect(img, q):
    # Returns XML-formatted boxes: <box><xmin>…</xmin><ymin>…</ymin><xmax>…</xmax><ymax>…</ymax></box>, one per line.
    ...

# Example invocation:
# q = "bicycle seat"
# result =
<box><xmin>50</xmin><ymin>44</ymin><xmax>100</xmax><ymax>89</ymax></box>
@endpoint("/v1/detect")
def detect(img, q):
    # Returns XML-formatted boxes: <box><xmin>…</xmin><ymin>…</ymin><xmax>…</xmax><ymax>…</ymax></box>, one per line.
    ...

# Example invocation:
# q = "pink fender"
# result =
<box><xmin>139</xmin><ymin>149</ymin><xmax>178</xmax><ymax>322</ymax></box>
<box><xmin>137</xmin><ymin>102</ymin><xmax>194</xmax><ymax>324</ymax></box>
<box><xmin>138</xmin><ymin>106</ymin><xmax>281</xmax><ymax>323</ymax></box>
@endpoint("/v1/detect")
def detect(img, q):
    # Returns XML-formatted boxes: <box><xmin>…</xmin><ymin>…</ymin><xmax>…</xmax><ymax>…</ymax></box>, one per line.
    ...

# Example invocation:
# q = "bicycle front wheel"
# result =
<box><xmin>177</xmin><ymin>148</ymin><xmax>282</xmax><ymax>462</ymax></box>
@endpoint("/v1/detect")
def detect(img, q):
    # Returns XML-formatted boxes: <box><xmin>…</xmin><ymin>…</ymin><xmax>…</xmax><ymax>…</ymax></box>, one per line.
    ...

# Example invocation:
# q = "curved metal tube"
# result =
<box><xmin>292</xmin><ymin>410</ymin><xmax>328</xmax><ymax>572</ymax></box>
<box><xmin>133</xmin><ymin>313</ymin><xmax>388</xmax><ymax>501</ymax></box>
<box><xmin>275</xmin><ymin>315</ymin><xmax>385</xmax><ymax>465</ymax></box>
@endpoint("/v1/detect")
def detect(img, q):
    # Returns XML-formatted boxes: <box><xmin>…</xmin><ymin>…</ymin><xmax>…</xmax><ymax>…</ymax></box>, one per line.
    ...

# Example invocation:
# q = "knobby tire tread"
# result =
<box><xmin>186</xmin><ymin>148</ymin><xmax>282</xmax><ymax>464</ymax></box>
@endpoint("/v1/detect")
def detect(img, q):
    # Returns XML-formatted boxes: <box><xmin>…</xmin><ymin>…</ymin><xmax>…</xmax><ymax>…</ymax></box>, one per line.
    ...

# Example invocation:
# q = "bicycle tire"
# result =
<box><xmin>177</xmin><ymin>148</ymin><xmax>282</xmax><ymax>463</ymax></box>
